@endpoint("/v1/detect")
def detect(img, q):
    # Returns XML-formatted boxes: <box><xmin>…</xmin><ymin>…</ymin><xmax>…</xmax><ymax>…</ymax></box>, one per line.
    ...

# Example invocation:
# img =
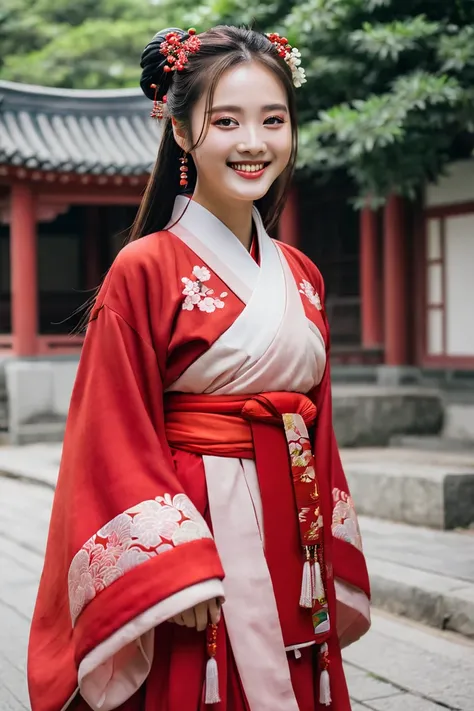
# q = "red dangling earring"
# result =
<box><xmin>179</xmin><ymin>153</ymin><xmax>189</xmax><ymax>189</ymax></box>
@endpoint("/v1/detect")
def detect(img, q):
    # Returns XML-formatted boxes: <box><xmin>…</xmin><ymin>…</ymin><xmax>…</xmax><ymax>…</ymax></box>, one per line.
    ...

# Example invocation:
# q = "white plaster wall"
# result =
<box><xmin>426</xmin><ymin>160</ymin><xmax>474</xmax><ymax>207</ymax></box>
<box><xmin>445</xmin><ymin>214</ymin><xmax>474</xmax><ymax>356</ymax></box>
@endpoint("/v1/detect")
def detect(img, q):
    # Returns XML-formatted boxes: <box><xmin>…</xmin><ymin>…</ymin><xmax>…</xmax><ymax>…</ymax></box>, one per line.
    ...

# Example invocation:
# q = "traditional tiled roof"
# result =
<box><xmin>0</xmin><ymin>80</ymin><xmax>160</xmax><ymax>176</ymax></box>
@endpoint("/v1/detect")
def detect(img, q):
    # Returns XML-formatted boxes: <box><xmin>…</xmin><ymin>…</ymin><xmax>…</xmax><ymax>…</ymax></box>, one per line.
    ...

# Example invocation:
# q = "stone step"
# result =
<box><xmin>360</xmin><ymin>516</ymin><xmax>474</xmax><ymax>639</ymax></box>
<box><xmin>0</xmin><ymin>404</ymin><xmax>8</xmax><ymax>432</ymax></box>
<box><xmin>11</xmin><ymin>421</ymin><xmax>66</xmax><ymax>445</ymax></box>
<box><xmin>341</xmin><ymin>447</ymin><xmax>474</xmax><ymax>529</ymax></box>
<box><xmin>332</xmin><ymin>385</ymin><xmax>443</xmax><ymax>447</ymax></box>
<box><xmin>390</xmin><ymin>434</ymin><xmax>474</xmax><ymax>452</ymax></box>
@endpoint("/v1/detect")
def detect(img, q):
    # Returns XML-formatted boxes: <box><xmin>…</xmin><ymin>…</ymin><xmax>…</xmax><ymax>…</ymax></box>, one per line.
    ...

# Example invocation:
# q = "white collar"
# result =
<box><xmin>166</xmin><ymin>195</ymin><xmax>264</xmax><ymax>283</ymax></box>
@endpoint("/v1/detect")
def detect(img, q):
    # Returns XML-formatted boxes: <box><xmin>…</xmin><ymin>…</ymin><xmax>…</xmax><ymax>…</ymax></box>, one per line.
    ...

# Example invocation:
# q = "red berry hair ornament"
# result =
<box><xmin>266</xmin><ymin>33</ymin><xmax>307</xmax><ymax>88</ymax></box>
<box><xmin>149</xmin><ymin>29</ymin><xmax>201</xmax><ymax>120</ymax></box>
<box><xmin>160</xmin><ymin>28</ymin><xmax>201</xmax><ymax>73</ymax></box>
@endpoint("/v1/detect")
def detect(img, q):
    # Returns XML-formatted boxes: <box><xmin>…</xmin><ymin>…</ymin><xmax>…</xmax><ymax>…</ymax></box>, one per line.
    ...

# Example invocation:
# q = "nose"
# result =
<box><xmin>237</xmin><ymin>126</ymin><xmax>267</xmax><ymax>156</ymax></box>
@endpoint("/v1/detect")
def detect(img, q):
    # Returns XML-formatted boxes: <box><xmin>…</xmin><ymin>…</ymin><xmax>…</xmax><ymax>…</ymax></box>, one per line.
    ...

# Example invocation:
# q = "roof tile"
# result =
<box><xmin>0</xmin><ymin>80</ymin><xmax>159</xmax><ymax>175</ymax></box>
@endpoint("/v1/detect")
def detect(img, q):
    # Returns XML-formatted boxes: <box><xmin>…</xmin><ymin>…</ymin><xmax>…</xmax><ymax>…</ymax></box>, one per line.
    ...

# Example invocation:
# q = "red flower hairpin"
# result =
<box><xmin>150</xmin><ymin>29</ymin><xmax>201</xmax><ymax>119</ymax></box>
<box><xmin>160</xmin><ymin>28</ymin><xmax>201</xmax><ymax>73</ymax></box>
<box><xmin>266</xmin><ymin>32</ymin><xmax>307</xmax><ymax>88</ymax></box>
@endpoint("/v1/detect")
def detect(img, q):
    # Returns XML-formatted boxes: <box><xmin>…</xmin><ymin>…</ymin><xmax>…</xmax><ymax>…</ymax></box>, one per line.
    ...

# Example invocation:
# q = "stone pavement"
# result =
<box><xmin>0</xmin><ymin>443</ymin><xmax>61</xmax><ymax>489</ymax></box>
<box><xmin>1</xmin><ymin>446</ymin><xmax>474</xmax><ymax>710</ymax></box>
<box><xmin>360</xmin><ymin>515</ymin><xmax>474</xmax><ymax>638</ymax></box>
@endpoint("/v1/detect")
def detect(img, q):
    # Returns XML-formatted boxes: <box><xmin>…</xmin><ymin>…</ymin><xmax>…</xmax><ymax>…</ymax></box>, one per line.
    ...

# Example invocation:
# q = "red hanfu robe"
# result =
<box><xmin>28</xmin><ymin>196</ymin><xmax>370</xmax><ymax>711</ymax></box>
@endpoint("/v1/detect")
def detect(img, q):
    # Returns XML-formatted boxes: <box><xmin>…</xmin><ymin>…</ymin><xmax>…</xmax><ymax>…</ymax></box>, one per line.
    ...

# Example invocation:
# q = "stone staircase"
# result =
<box><xmin>329</xmin><ymin>371</ymin><xmax>474</xmax><ymax>638</ymax></box>
<box><xmin>338</xmin><ymin>384</ymin><xmax>474</xmax><ymax>639</ymax></box>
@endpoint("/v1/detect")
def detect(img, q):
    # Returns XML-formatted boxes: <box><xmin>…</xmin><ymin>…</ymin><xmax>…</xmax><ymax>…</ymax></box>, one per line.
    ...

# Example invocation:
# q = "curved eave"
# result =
<box><xmin>0</xmin><ymin>80</ymin><xmax>160</xmax><ymax>176</ymax></box>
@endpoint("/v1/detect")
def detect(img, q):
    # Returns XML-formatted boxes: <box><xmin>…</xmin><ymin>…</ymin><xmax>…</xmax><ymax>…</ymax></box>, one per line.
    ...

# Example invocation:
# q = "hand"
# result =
<box><xmin>169</xmin><ymin>597</ymin><xmax>222</xmax><ymax>632</ymax></box>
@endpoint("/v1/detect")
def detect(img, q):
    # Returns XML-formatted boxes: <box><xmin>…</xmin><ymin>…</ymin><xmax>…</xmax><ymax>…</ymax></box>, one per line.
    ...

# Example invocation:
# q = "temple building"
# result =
<box><xmin>0</xmin><ymin>79</ymin><xmax>159</xmax><ymax>356</ymax></box>
<box><xmin>1</xmin><ymin>79</ymin><xmax>473</xmax><ymax>439</ymax></box>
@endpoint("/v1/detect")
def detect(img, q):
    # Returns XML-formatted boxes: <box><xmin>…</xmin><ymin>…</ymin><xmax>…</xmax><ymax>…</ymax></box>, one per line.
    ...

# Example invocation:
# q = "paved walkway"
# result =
<box><xmin>1</xmin><ymin>446</ymin><xmax>474</xmax><ymax>710</ymax></box>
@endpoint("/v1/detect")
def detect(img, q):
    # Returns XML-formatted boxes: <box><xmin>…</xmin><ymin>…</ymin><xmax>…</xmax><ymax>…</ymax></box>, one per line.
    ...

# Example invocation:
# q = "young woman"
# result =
<box><xmin>28</xmin><ymin>25</ymin><xmax>370</xmax><ymax>711</ymax></box>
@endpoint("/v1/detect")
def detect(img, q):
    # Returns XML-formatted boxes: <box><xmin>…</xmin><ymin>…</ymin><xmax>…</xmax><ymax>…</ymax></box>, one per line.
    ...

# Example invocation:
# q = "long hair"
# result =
<box><xmin>130</xmin><ymin>25</ymin><xmax>298</xmax><ymax>242</ymax></box>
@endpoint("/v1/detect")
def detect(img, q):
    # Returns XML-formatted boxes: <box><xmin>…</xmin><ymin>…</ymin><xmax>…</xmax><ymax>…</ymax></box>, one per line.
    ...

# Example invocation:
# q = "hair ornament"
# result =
<box><xmin>266</xmin><ymin>33</ymin><xmax>307</xmax><ymax>88</ymax></box>
<box><xmin>160</xmin><ymin>28</ymin><xmax>201</xmax><ymax>73</ymax></box>
<box><xmin>150</xmin><ymin>86</ymin><xmax>167</xmax><ymax>119</ymax></box>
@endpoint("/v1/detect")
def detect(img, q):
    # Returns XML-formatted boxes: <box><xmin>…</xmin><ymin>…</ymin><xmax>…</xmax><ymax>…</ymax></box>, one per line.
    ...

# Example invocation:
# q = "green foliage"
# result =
<box><xmin>2</xmin><ymin>19</ymin><xmax>157</xmax><ymax>88</ymax></box>
<box><xmin>438</xmin><ymin>26</ymin><xmax>474</xmax><ymax>72</ymax></box>
<box><xmin>185</xmin><ymin>0</ymin><xmax>474</xmax><ymax>199</ymax></box>
<box><xmin>0</xmin><ymin>0</ymin><xmax>191</xmax><ymax>88</ymax></box>
<box><xmin>290</xmin><ymin>1</ymin><xmax>474</xmax><ymax>199</ymax></box>
<box><xmin>1</xmin><ymin>0</ymin><xmax>474</xmax><ymax>199</ymax></box>
<box><xmin>349</xmin><ymin>16</ymin><xmax>440</xmax><ymax>62</ymax></box>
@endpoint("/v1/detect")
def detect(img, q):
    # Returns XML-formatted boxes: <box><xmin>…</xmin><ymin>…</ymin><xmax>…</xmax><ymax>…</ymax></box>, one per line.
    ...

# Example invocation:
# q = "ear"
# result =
<box><xmin>171</xmin><ymin>119</ymin><xmax>189</xmax><ymax>152</ymax></box>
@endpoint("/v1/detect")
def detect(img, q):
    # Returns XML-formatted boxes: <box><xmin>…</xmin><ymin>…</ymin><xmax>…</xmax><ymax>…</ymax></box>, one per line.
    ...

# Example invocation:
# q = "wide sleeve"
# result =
<box><xmin>309</xmin><ymin>270</ymin><xmax>371</xmax><ymax>649</ymax></box>
<box><xmin>28</xmin><ymin>301</ymin><xmax>225</xmax><ymax>711</ymax></box>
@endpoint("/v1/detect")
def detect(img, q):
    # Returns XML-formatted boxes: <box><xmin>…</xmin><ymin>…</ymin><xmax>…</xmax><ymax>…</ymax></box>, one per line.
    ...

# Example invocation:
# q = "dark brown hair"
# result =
<box><xmin>130</xmin><ymin>25</ymin><xmax>298</xmax><ymax>242</ymax></box>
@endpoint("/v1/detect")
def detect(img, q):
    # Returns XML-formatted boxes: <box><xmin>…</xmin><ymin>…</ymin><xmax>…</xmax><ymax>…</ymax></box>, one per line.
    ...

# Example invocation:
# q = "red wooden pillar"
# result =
<box><xmin>10</xmin><ymin>183</ymin><xmax>38</xmax><ymax>356</ymax></box>
<box><xmin>360</xmin><ymin>207</ymin><xmax>383</xmax><ymax>348</ymax></box>
<box><xmin>383</xmin><ymin>194</ymin><xmax>408</xmax><ymax>365</ymax></box>
<box><xmin>278</xmin><ymin>186</ymin><xmax>300</xmax><ymax>248</ymax></box>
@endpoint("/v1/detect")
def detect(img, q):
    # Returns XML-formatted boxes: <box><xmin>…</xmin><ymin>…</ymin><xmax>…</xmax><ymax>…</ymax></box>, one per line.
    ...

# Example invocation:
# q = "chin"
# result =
<box><xmin>227</xmin><ymin>181</ymin><xmax>274</xmax><ymax>204</ymax></box>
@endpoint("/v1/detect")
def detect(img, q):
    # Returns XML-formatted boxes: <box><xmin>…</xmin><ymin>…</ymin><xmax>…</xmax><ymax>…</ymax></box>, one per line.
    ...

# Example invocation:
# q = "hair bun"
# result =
<box><xmin>140</xmin><ymin>28</ymin><xmax>187</xmax><ymax>100</ymax></box>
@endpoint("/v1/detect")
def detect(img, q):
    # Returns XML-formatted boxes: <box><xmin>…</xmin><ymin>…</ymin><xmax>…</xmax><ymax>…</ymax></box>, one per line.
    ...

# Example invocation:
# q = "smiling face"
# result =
<box><xmin>178</xmin><ymin>60</ymin><xmax>293</xmax><ymax>212</ymax></box>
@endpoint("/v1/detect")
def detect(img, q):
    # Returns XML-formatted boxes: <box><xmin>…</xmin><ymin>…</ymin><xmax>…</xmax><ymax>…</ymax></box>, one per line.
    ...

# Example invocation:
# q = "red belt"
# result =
<box><xmin>165</xmin><ymin>391</ymin><xmax>316</xmax><ymax>456</ymax></box>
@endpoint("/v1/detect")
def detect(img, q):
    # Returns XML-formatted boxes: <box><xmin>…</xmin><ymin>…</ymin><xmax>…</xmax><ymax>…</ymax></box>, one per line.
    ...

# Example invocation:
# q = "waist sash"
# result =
<box><xmin>165</xmin><ymin>391</ymin><xmax>331</xmax><ymax>641</ymax></box>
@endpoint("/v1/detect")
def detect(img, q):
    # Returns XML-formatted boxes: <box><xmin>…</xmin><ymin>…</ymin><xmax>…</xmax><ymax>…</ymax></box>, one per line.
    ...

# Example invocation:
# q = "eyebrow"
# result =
<box><xmin>209</xmin><ymin>104</ymin><xmax>288</xmax><ymax>113</ymax></box>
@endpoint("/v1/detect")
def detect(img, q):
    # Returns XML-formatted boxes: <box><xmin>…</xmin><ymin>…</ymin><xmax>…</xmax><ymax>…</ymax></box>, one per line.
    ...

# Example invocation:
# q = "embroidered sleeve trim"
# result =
<box><xmin>331</xmin><ymin>487</ymin><xmax>363</xmax><ymax>552</ymax></box>
<box><xmin>68</xmin><ymin>493</ymin><xmax>213</xmax><ymax>626</ymax></box>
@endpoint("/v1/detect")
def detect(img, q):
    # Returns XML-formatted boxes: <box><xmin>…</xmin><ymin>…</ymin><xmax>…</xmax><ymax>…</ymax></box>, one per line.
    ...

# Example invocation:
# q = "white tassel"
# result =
<box><xmin>204</xmin><ymin>656</ymin><xmax>220</xmax><ymax>704</ymax></box>
<box><xmin>299</xmin><ymin>558</ymin><xmax>313</xmax><ymax>608</ymax></box>
<box><xmin>313</xmin><ymin>559</ymin><xmax>325</xmax><ymax>601</ymax></box>
<box><xmin>319</xmin><ymin>669</ymin><xmax>331</xmax><ymax>706</ymax></box>
<box><xmin>319</xmin><ymin>643</ymin><xmax>332</xmax><ymax>706</ymax></box>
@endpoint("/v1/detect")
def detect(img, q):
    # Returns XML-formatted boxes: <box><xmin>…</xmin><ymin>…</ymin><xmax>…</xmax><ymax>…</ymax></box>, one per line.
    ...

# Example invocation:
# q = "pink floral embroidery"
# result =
<box><xmin>332</xmin><ymin>487</ymin><xmax>363</xmax><ymax>552</ymax></box>
<box><xmin>282</xmin><ymin>413</ymin><xmax>323</xmax><ymax>544</ymax></box>
<box><xmin>284</xmin><ymin>414</ymin><xmax>316</xmax><ymax>483</ymax></box>
<box><xmin>68</xmin><ymin>493</ymin><xmax>212</xmax><ymax>625</ymax></box>
<box><xmin>181</xmin><ymin>266</ymin><xmax>228</xmax><ymax>312</ymax></box>
<box><xmin>299</xmin><ymin>279</ymin><xmax>322</xmax><ymax>310</ymax></box>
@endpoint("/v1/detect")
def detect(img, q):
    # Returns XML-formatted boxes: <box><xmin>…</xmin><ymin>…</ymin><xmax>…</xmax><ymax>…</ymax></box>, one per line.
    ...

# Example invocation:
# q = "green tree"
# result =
<box><xmin>0</xmin><ymin>0</ymin><xmax>194</xmax><ymax>89</ymax></box>
<box><xmin>2</xmin><ymin>0</ymin><xmax>474</xmax><ymax>200</ymax></box>
<box><xmin>284</xmin><ymin>0</ymin><xmax>474</xmax><ymax>202</ymax></box>
<box><xmin>186</xmin><ymin>0</ymin><xmax>474</xmax><ymax>202</ymax></box>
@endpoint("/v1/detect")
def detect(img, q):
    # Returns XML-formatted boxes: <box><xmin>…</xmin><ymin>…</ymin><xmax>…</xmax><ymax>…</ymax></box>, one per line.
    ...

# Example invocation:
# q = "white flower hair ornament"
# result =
<box><xmin>266</xmin><ymin>33</ymin><xmax>307</xmax><ymax>88</ymax></box>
